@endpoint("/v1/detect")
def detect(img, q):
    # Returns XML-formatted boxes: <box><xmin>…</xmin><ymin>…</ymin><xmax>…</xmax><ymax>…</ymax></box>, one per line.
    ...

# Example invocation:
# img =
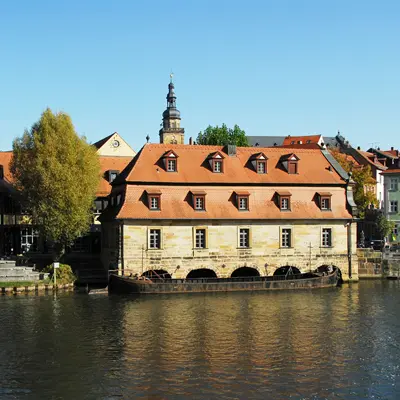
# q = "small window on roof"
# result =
<box><xmin>317</xmin><ymin>192</ymin><xmax>332</xmax><ymax>211</ymax></box>
<box><xmin>162</xmin><ymin>150</ymin><xmax>178</xmax><ymax>172</ymax></box>
<box><xmin>280</xmin><ymin>154</ymin><xmax>299</xmax><ymax>174</ymax></box>
<box><xmin>147</xmin><ymin>190</ymin><xmax>162</xmax><ymax>210</ymax></box>
<box><xmin>208</xmin><ymin>151</ymin><xmax>225</xmax><ymax>173</ymax></box>
<box><xmin>276</xmin><ymin>191</ymin><xmax>292</xmax><ymax>211</ymax></box>
<box><xmin>191</xmin><ymin>191</ymin><xmax>206</xmax><ymax>211</ymax></box>
<box><xmin>108</xmin><ymin>170</ymin><xmax>119</xmax><ymax>183</ymax></box>
<box><xmin>235</xmin><ymin>191</ymin><xmax>250</xmax><ymax>211</ymax></box>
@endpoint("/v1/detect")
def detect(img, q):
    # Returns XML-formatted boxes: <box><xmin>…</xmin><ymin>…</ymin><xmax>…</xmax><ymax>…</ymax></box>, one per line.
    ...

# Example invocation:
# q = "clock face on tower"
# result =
<box><xmin>111</xmin><ymin>139</ymin><xmax>120</xmax><ymax>148</ymax></box>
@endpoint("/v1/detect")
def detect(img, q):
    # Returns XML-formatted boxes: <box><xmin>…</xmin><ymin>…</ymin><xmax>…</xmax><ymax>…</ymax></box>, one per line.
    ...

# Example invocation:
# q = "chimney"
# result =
<box><xmin>357</xmin><ymin>146</ymin><xmax>360</xmax><ymax>150</ymax></box>
<box><xmin>189</xmin><ymin>137</ymin><xmax>193</xmax><ymax>145</ymax></box>
<box><xmin>391</xmin><ymin>146</ymin><xmax>394</xmax><ymax>151</ymax></box>
<box><xmin>227</xmin><ymin>144</ymin><xmax>237</xmax><ymax>156</ymax></box>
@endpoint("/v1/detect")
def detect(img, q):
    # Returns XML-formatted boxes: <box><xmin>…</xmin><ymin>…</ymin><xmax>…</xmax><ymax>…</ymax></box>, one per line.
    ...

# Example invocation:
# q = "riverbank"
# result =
<box><xmin>0</xmin><ymin>282</ymin><xmax>75</xmax><ymax>295</ymax></box>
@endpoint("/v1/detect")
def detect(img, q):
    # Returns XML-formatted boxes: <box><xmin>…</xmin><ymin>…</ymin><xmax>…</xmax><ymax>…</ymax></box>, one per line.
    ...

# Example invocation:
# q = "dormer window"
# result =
<box><xmin>317</xmin><ymin>192</ymin><xmax>332</xmax><ymax>211</ymax></box>
<box><xmin>213</xmin><ymin>160</ymin><xmax>223</xmax><ymax>173</ymax></box>
<box><xmin>280</xmin><ymin>154</ymin><xmax>300</xmax><ymax>174</ymax></box>
<box><xmin>208</xmin><ymin>151</ymin><xmax>225</xmax><ymax>173</ymax></box>
<box><xmin>162</xmin><ymin>150</ymin><xmax>178</xmax><ymax>172</ymax></box>
<box><xmin>191</xmin><ymin>191</ymin><xmax>206</xmax><ymax>211</ymax></box>
<box><xmin>235</xmin><ymin>191</ymin><xmax>250</xmax><ymax>211</ymax></box>
<box><xmin>167</xmin><ymin>159</ymin><xmax>176</xmax><ymax>172</ymax></box>
<box><xmin>146</xmin><ymin>190</ymin><xmax>162</xmax><ymax>210</ymax></box>
<box><xmin>276</xmin><ymin>191</ymin><xmax>292</xmax><ymax>211</ymax></box>
<box><xmin>107</xmin><ymin>170</ymin><xmax>120</xmax><ymax>183</ymax></box>
<box><xmin>250</xmin><ymin>152</ymin><xmax>268</xmax><ymax>174</ymax></box>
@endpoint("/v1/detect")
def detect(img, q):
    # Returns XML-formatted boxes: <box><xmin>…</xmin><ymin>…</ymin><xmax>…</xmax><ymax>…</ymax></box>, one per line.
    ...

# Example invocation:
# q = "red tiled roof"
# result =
<box><xmin>97</xmin><ymin>156</ymin><xmax>132</xmax><ymax>196</ymax></box>
<box><xmin>0</xmin><ymin>151</ymin><xmax>14</xmax><ymax>182</ymax></box>
<box><xmin>282</xmin><ymin>135</ymin><xmax>322</xmax><ymax>146</ymax></box>
<box><xmin>116</xmin><ymin>185</ymin><xmax>352</xmax><ymax>220</ymax></box>
<box><xmin>111</xmin><ymin>144</ymin><xmax>353</xmax><ymax>221</ymax></box>
<box><xmin>0</xmin><ymin>151</ymin><xmax>132</xmax><ymax>197</ymax></box>
<box><xmin>384</xmin><ymin>149</ymin><xmax>399</xmax><ymax>157</ymax></box>
<box><xmin>121</xmin><ymin>144</ymin><xmax>346</xmax><ymax>185</ymax></box>
<box><xmin>356</xmin><ymin>150</ymin><xmax>387</xmax><ymax>170</ymax></box>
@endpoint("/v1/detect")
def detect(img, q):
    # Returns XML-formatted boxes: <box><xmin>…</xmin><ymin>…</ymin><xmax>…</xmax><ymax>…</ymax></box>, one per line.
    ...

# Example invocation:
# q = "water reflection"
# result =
<box><xmin>0</xmin><ymin>281</ymin><xmax>399</xmax><ymax>399</ymax></box>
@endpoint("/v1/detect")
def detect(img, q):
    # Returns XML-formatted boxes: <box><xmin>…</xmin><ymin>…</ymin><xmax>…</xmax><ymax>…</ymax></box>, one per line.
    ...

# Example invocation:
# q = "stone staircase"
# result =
<box><xmin>0</xmin><ymin>260</ymin><xmax>48</xmax><ymax>282</ymax></box>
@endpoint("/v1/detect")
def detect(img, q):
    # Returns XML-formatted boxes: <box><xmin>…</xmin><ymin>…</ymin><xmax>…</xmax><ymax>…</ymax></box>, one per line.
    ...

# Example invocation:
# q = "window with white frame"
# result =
<box><xmin>321</xmin><ymin>197</ymin><xmax>331</xmax><ymax>210</ymax></box>
<box><xmin>257</xmin><ymin>161</ymin><xmax>266</xmax><ymax>174</ymax></box>
<box><xmin>213</xmin><ymin>160</ymin><xmax>222</xmax><ymax>173</ymax></box>
<box><xmin>281</xmin><ymin>228</ymin><xmax>292</xmax><ymax>248</ymax></box>
<box><xmin>167</xmin><ymin>159</ymin><xmax>177</xmax><ymax>172</ymax></box>
<box><xmin>322</xmin><ymin>228</ymin><xmax>332</xmax><ymax>247</ymax></box>
<box><xmin>195</xmin><ymin>228</ymin><xmax>206</xmax><ymax>249</ymax></box>
<box><xmin>280</xmin><ymin>197</ymin><xmax>290</xmax><ymax>211</ymax></box>
<box><xmin>389</xmin><ymin>201</ymin><xmax>398</xmax><ymax>213</ymax></box>
<box><xmin>238</xmin><ymin>196</ymin><xmax>249</xmax><ymax>211</ymax></box>
<box><xmin>239</xmin><ymin>228</ymin><xmax>250</xmax><ymax>248</ymax></box>
<box><xmin>195</xmin><ymin>196</ymin><xmax>205</xmax><ymax>210</ymax></box>
<box><xmin>390</xmin><ymin>178</ymin><xmax>398</xmax><ymax>191</ymax></box>
<box><xmin>149</xmin><ymin>229</ymin><xmax>161</xmax><ymax>249</ymax></box>
<box><xmin>149</xmin><ymin>196</ymin><xmax>160</xmax><ymax>210</ymax></box>
<box><xmin>21</xmin><ymin>228</ymin><xmax>38</xmax><ymax>253</ymax></box>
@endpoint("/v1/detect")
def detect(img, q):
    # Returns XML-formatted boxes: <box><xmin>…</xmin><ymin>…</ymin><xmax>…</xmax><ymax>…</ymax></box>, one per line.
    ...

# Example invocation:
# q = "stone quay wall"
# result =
<box><xmin>102</xmin><ymin>220</ymin><xmax>358</xmax><ymax>282</ymax></box>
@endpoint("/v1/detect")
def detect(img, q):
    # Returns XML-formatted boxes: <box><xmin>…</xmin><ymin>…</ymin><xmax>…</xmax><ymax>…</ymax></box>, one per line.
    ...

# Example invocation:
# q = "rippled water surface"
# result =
<box><xmin>1</xmin><ymin>280</ymin><xmax>400</xmax><ymax>399</ymax></box>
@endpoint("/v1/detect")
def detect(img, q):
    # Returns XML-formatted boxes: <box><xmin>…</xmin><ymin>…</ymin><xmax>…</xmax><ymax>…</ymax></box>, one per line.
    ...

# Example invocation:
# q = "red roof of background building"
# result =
<box><xmin>0</xmin><ymin>151</ymin><xmax>132</xmax><ymax>197</ymax></box>
<box><xmin>282</xmin><ymin>135</ymin><xmax>322</xmax><ymax>146</ymax></box>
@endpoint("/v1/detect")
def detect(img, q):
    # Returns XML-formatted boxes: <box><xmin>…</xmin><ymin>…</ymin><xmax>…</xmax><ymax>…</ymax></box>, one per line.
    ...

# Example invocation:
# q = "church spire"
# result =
<box><xmin>159</xmin><ymin>74</ymin><xmax>185</xmax><ymax>144</ymax></box>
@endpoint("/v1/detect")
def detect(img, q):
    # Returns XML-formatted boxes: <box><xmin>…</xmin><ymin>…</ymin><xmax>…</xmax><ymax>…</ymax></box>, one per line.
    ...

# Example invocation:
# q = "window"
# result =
<box><xmin>321</xmin><ymin>197</ymin><xmax>331</xmax><ymax>210</ymax></box>
<box><xmin>149</xmin><ymin>229</ymin><xmax>161</xmax><ymax>249</ymax></box>
<box><xmin>257</xmin><ymin>161</ymin><xmax>266</xmax><ymax>174</ymax></box>
<box><xmin>389</xmin><ymin>201</ymin><xmax>398</xmax><ymax>213</ymax></box>
<box><xmin>195</xmin><ymin>228</ymin><xmax>206</xmax><ymax>249</ymax></box>
<box><xmin>322</xmin><ymin>228</ymin><xmax>332</xmax><ymax>247</ymax></box>
<box><xmin>213</xmin><ymin>160</ymin><xmax>223</xmax><ymax>173</ymax></box>
<box><xmin>21</xmin><ymin>228</ymin><xmax>38</xmax><ymax>253</ymax></box>
<box><xmin>108</xmin><ymin>170</ymin><xmax>119</xmax><ymax>183</ymax></box>
<box><xmin>280</xmin><ymin>197</ymin><xmax>290</xmax><ymax>211</ymax></box>
<box><xmin>238</xmin><ymin>196</ymin><xmax>249</xmax><ymax>210</ymax></box>
<box><xmin>195</xmin><ymin>196</ymin><xmax>205</xmax><ymax>210</ymax></box>
<box><xmin>317</xmin><ymin>192</ymin><xmax>332</xmax><ymax>211</ymax></box>
<box><xmin>281</xmin><ymin>228</ymin><xmax>292</xmax><ymax>248</ymax></box>
<box><xmin>167</xmin><ymin>159</ymin><xmax>177</xmax><ymax>172</ymax></box>
<box><xmin>390</xmin><ymin>178</ymin><xmax>398</xmax><ymax>191</ymax></box>
<box><xmin>116</xmin><ymin>194</ymin><xmax>122</xmax><ymax>205</ymax></box>
<box><xmin>149</xmin><ymin>196</ymin><xmax>160</xmax><ymax>210</ymax></box>
<box><xmin>239</xmin><ymin>228</ymin><xmax>250</xmax><ymax>248</ymax></box>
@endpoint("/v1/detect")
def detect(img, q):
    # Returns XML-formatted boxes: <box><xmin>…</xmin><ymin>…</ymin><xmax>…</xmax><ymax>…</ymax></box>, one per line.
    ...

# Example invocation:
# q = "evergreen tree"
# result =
<box><xmin>11</xmin><ymin>108</ymin><xmax>101</xmax><ymax>258</ymax></box>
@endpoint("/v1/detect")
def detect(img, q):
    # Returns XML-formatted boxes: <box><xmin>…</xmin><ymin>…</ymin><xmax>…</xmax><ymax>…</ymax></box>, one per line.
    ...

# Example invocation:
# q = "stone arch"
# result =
<box><xmin>316</xmin><ymin>265</ymin><xmax>342</xmax><ymax>282</ymax></box>
<box><xmin>231</xmin><ymin>267</ymin><xmax>260</xmax><ymax>278</ymax></box>
<box><xmin>186</xmin><ymin>268</ymin><xmax>217</xmax><ymax>279</ymax></box>
<box><xmin>142</xmin><ymin>269</ymin><xmax>172</xmax><ymax>280</ymax></box>
<box><xmin>273</xmin><ymin>266</ymin><xmax>301</xmax><ymax>276</ymax></box>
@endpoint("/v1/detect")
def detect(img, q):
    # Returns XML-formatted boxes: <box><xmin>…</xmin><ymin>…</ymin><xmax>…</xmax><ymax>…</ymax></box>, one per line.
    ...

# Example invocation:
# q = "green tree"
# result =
<box><xmin>376</xmin><ymin>213</ymin><xmax>395</xmax><ymax>240</ymax></box>
<box><xmin>196</xmin><ymin>124</ymin><xmax>249</xmax><ymax>146</ymax></box>
<box><xmin>330</xmin><ymin>148</ymin><xmax>378</xmax><ymax>218</ymax></box>
<box><xmin>10</xmin><ymin>108</ymin><xmax>101</xmax><ymax>259</ymax></box>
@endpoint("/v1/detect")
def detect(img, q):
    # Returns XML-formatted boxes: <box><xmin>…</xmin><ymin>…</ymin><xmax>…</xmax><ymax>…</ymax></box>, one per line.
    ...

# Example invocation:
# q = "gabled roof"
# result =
<box><xmin>280</xmin><ymin>153</ymin><xmax>300</xmax><ymax>162</ymax></box>
<box><xmin>93</xmin><ymin>133</ymin><xmax>114</xmax><ymax>149</ymax></box>
<box><xmin>249</xmin><ymin>152</ymin><xmax>268</xmax><ymax>160</ymax></box>
<box><xmin>355</xmin><ymin>150</ymin><xmax>387</xmax><ymax>170</ymax></box>
<box><xmin>119</xmin><ymin>144</ymin><xmax>347</xmax><ymax>185</ymax></box>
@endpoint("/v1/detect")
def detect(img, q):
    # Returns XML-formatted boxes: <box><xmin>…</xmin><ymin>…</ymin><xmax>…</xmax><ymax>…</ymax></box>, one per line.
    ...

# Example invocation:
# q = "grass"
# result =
<box><xmin>0</xmin><ymin>279</ymin><xmax>52</xmax><ymax>288</ymax></box>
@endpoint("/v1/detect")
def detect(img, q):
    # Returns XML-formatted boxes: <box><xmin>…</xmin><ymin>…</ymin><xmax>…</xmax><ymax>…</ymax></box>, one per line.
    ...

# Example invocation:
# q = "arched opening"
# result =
<box><xmin>231</xmin><ymin>267</ymin><xmax>260</xmax><ymax>278</ymax></box>
<box><xmin>142</xmin><ymin>269</ymin><xmax>172</xmax><ymax>280</ymax></box>
<box><xmin>186</xmin><ymin>268</ymin><xmax>217</xmax><ymax>279</ymax></box>
<box><xmin>273</xmin><ymin>266</ymin><xmax>301</xmax><ymax>276</ymax></box>
<box><xmin>315</xmin><ymin>265</ymin><xmax>342</xmax><ymax>283</ymax></box>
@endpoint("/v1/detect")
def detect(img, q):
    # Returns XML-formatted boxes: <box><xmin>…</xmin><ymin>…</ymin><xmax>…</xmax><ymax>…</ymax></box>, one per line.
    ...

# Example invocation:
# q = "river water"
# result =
<box><xmin>1</xmin><ymin>280</ymin><xmax>400</xmax><ymax>400</ymax></box>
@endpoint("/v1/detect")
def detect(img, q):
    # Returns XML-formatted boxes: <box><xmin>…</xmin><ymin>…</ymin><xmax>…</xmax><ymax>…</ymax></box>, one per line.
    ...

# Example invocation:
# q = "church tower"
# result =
<box><xmin>159</xmin><ymin>75</ymin><xmax>185</xmax><ymax>144</ymax></box>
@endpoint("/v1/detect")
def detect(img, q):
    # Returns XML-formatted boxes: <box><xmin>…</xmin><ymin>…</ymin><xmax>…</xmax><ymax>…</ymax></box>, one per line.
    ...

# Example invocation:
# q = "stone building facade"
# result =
<box><xmin>101</xmin><ymin>146</ymin><xmax>359</xmax><ymax>281</ymax></box>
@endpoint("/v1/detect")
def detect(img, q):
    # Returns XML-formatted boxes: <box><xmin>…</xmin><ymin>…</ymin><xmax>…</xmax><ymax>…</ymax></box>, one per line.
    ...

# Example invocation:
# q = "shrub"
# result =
<box><xmin>43</xmin><ymin>263</ymin><xmax>76</xmax><ymax>284</ymax></box>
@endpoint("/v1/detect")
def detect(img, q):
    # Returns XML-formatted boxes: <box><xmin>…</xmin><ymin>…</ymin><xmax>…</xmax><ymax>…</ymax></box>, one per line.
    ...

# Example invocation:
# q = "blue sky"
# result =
<box><xmin>1</xmin><ymin>0</ymin><xmax>399</xmax><ymax>152</ymax></box>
